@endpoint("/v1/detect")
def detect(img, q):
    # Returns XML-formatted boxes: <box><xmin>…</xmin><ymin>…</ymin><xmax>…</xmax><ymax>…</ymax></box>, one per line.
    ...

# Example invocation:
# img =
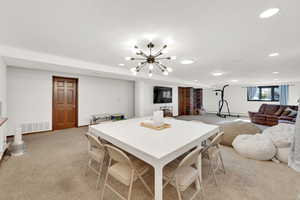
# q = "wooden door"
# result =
<box><xmin>178</xmin><ymin>87</ymin><xmax>185</xmax><ymax>115</ymax></box>
<box><xmin>53</xmin><ymin>77</ymin><xmax>78</xmax><ymax>130</ymax></box>
<box><xmin>178</xmin><ymin>87</ymin><xmax>192</xmax><ymax>115</ymax></box>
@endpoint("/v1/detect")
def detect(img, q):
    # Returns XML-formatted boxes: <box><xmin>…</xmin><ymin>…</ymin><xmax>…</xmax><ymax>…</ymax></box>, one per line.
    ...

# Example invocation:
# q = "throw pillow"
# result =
<box><xmin>288</xmin><ymin>109</ymin><xmax>298</xmax><ymax>117</ymax></box>
<box><xmin>281</xmin><ymin>107</ymin><xmax>293</xmax><ymax>116</ymax></box>
<box><xmin>274</xmin><ymin>107</ymin><xmax>285</xmax><ymax>116</ymax></box>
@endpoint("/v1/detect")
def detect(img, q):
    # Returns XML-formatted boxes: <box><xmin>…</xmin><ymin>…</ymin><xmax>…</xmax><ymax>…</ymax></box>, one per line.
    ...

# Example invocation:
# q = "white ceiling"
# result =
<box><xmin>0</xmin><ymin>0</ymin><xmax>300</xmax><ymax>87</ymax></box>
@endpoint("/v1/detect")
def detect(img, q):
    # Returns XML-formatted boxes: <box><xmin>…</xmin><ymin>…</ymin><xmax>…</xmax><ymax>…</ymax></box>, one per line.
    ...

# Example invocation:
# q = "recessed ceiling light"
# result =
<box><xmin>119</xmin><ymin>63</ymin><xmax>125</xmax><ymax>66</ymax></box>
<box><xmin>274</xmin><ymin>79</ymin><xmax>279</xmax><ymax>81</ymax></box>
<box><xmin>272</xmin><ymin>71</ymin><xmax>279</xmax><ymax>74</ymax></box>
<box><xmin>194</xmin><ymin>80</ymin><xmax>198</xmax><ymax>82</ymax></box>
<box><xmin>212</xmin><ymin>72</ymin><xmax>223</xmax><ymax>77</ymax></box>
<box><xmin>231</xmin><ymin>80</ymin><xmax>238</xmax><ymax>82</ymax></box>
<box><xmin>259</xmin><ymin>8</ymin><xmax>280</xmax><ymax>19</ymax></box>
<box><xmin>180</xmin><ymin>59</ymin><xmax>194</xmax><ymax>65</ymax></box>
<box><xmin>269</xmin><ymin>52</ymin><xmax>279</xmax><ymax>57</ymax></box>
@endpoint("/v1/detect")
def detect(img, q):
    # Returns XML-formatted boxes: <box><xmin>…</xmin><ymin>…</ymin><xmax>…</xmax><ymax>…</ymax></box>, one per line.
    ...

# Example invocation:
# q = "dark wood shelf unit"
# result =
<box><xmin>178</xmin><ymin>87</ymin><xmax>203</xmax><ymax>116</ymax></box>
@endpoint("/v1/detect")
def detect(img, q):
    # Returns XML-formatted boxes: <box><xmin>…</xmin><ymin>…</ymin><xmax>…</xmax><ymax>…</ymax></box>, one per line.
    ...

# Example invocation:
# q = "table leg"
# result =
<box><xmin>154</xmin><ymin>165</ymin><xmax>163</xmax><ymax>200</ymax></box>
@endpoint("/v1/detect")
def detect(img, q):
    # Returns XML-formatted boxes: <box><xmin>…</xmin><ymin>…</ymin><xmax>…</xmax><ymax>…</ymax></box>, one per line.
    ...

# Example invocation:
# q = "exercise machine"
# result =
<box><xmin>214</xmin><ymin>84</ymin><xmax>240</xmax><ymax>118</ymax></box>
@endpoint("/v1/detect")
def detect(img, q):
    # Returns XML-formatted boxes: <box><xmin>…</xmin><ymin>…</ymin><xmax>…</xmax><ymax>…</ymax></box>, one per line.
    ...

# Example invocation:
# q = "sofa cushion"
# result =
<box><xmin>288</xmin><ymin>109</ymin><xmax>298</xmax><ymax>117</ymax></box>
<box><xmin>279</xmin><ymin>116</ymin><xmax>294</xmax><ymax>122</ymax></box>
<box><xmin>274</xmin><ymin>107</ymin><xmax>285</xmax><ymax>116</ymax></box>
<box><xmin>219</xmin><ymin>121</ymin><xmax>262</xmax><ymax>147</ymax></box>
<box><xmin>258</xmin><ymin>104</ymin><xmax>267</xmax><ymax>113</ymax></box>
<box><xmin>254</xmin><ymin>113</ymin><xmax>267</xmax><ymax>120</ymax></box>
<box><xmin>282</xmin><ymin>107</ymin><xmax>294</xmax><ymax>116</ymax></box>
<box><xmin>263</xmin><ymin>104</ymin><xmax>280</xmax><ymax>115</ymax></box>
<box><xmin>266</xmin><ymin>115</ymin><xmax>280</xmax><ymax>122</ymax></box>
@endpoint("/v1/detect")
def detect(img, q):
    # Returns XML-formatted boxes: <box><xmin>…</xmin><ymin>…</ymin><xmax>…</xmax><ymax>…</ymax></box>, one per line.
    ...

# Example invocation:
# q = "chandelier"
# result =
<box><xmin>126</xmin><ymin>42</ymin><xmax>176</xmax><ymax>77</ymax></box>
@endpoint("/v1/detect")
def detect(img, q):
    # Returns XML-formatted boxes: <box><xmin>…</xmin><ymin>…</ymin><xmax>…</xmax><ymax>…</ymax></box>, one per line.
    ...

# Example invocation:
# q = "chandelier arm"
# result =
<box><xmin>131</xmin><ymin>58</ymin><xmax>147</xmax><ymax>61</ymax></box>
<box><xmin>159</xmin><ymin>63</ymin><xmax>168</xmax><ymax>71</ymax></box>
<box><xmin>154</xmin><ymin>63</ymin><xmax>165</xmax><ymax>72</ymax></box>
<box><xmin>136</xmin><ymin>63</ymin><xmax>147</xmax><ymax>72</ymax></box>
<box><xmin>155</xmin><ymin>57</ymin><xmax>171</xmax><ymax>60</ymax></box>
<box><xmin>133</xmin><ymin>46</ymin><xmax>148</xmax><ymax>58</ymax></box>
<box><xmin>152</xmin><ymin>45</ymin><xmax>167</xmax><ymax>57</ymax></box>
<box><xmin>137</xmin><ymin>51</ymin><xmax>148</xmax><ymax>58</ymax></box>
<box><xmin>153</xmin><ymin>52</ymin><xmax>163</xmax><ymax>58</ymax></box>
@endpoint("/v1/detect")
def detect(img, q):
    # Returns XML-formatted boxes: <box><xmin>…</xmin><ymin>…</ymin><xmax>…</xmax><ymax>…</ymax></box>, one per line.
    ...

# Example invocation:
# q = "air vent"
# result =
<box><xmin>21</xmin><ymin>122</ymin><xmax>50</xmax><ymax>134</ymax></box>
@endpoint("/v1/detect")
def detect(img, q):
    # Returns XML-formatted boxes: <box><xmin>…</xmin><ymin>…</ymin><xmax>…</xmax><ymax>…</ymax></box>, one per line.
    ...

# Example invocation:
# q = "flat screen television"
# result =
<box><xmin>153</xmin><ymin>86</ymin><xmax>172</xmax><ymax>104</ymax></box>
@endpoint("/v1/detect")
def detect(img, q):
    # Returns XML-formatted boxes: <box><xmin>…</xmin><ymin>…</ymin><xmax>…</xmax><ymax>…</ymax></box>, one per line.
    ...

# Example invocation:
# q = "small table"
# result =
<box><xmin>90</xmin><ymin>117</ymin><xmax>219</xmax><ymax>200</ymax></box>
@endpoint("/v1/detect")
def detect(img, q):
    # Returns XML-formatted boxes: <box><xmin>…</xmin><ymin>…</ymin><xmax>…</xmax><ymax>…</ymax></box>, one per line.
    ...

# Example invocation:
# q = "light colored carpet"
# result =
<box><xmin>0</xmin><ymin>126</ymin><xmax>299</xmax><ymax>200</ymax></box>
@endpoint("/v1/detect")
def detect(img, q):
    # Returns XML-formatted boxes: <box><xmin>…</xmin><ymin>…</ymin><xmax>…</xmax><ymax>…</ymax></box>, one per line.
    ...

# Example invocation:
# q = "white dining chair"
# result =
<box><xmin>85</xmin><ymin>132</ymin><xmax>105</xmax><ymax>189</ymax></box>
<box><xmin>163</xmin><ymin>147</ymin><xmax>204</xmax><ymax>200</ymax></box>
<box><xmin>202</xmin><ymin>131</ymin><xmax>225</xmax><ymax>185</ymax></box>
<box><xmin>101</xmin><ymin>144</ymin><xmax>153</xmax><ymax>200</ymax></box>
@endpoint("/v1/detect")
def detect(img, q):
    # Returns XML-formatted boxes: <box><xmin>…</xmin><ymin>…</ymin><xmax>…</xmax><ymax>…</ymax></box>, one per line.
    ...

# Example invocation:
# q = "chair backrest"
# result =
<box><xmin>210</xmin><ymin>131</ymin><xmax>224</xmax><ymax>147</ymax></box>
<box><xmin>178</xmin><ymin>147</ymin><xmax>203</xmax><ymax>169</ymax></box>
<box><xmin>85</xmin><ymin>132</ymin><xmax>104</xmax><ymax>150</ymax></box>
<box><xmin>104</xmin><ymin>144</ymin><xmax>133</xmax><ymax>168</ymax></box>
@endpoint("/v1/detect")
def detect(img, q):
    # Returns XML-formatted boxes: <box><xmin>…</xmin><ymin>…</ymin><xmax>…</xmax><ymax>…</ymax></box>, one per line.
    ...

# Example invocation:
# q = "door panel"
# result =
<box><xmin>53</xmin><ymin>77</ymin><xmax>78</xmax><ymax>130</ymax></box>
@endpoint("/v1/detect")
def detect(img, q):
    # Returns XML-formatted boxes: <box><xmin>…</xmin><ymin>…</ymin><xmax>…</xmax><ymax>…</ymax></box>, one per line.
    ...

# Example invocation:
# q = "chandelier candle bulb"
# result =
<box><xmin>130</xmin><ymin>68</ymin><xmax>136</xmax><ymax>72</ymax></box>
<box><xmin>149</xmin><ymin>64</ymin><xmax>154</xmax><ymax>70</ymax></box>
<box><xmin>167</xmin><ymin>67</ymin><xmax>173</xmax><ymax>72</ymax></box>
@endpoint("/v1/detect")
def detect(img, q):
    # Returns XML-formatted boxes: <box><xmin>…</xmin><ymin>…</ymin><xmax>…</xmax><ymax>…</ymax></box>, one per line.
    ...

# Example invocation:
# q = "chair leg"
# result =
<box><xmin>208</xmin><ymin>159</ymin><xmax>218</xmax><ymax>186</ymax></box>
<box><xmin>127</xmin><ymin>171</ymin><xmax>134</xmax><ymax>200</ymax></box>
<box><xmin>212</xmin><ymin>167</ymin><xmax>218</xmax><ymax>186</ymax></box>
<box><xmin>138</xmin><ymin>174</ymin><xmax>153</xmax><ymax>197</ymax></box>
<box><xmin>85</xmin><ymin>158</ymin><xmax>91</xmax><ymax>176</ymax></box>
<box><xmin>191</xmin><ymin>178</ymin><xmax>203</xmax><ymax>200</ymax></box>
<box><xmin>100</xmin><ymin>159</ymin><xmax>111</xmax><ymax>200</ymax></box>
<box><xmin>219</xmin><ymin>152</ymin><xmax>226</xmax><ymax>174</ymax></box>
<box><xmin>96</xmin><ymin>162</ymin><xmax>103</xmax><ymax>189</ymax></box>
<box><xmin>198</xmin><ymin>176</ymin><xmax>205</xmax><ymax>197</ymax></box>
<box><xmin>175</xmin><ymin>180</ymin><xmax>183</xmax><ymax>200</ymax></box>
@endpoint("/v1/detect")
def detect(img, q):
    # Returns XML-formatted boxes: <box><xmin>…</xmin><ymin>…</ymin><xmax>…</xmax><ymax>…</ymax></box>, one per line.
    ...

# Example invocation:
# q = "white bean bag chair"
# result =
<box><xmin>263</xmin><ymin>123</ymin><xmax>295</xmax><ymax>148</ymax></box>
<box><xmin>232</xmin><ymin>134</ymin><xmax>276</xmax><ymax>161</ymax></box>
<box><xmin>276</xmin><ymin>147</ymin><xmax>289</xmax><ymax>163</ymax></box>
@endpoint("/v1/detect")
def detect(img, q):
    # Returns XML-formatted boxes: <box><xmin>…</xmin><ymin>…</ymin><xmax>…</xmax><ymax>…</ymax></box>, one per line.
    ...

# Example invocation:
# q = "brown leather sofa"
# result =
<box><xmin>249</xmin><ymin>104</ymin><xmax>298</xmax><ymax>126</ymax></box>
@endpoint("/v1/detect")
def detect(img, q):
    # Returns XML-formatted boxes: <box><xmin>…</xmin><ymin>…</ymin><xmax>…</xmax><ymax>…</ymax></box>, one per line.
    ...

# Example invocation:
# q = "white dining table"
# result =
<box><xmin>90</xmin><ymin>117</ymin><xmax>219</xmax><ymax>200</ymax></box>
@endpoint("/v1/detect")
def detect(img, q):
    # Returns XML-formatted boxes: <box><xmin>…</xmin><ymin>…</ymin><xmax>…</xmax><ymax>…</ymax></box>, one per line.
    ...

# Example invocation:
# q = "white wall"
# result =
<box><xmin>0</xmin><ymin>57</ymin><xmax>7</xmax><ymax>152</ymax></box>
<box><xmin>7</xmin><ymin>67</ymin><xmax>135</xmax><ymax>135</ymax></box>
<box><xmin>289</xmin><ymin>82</ymin><xmax>300</xmax><ymax>105</ymax></box>
<box><xmin>135</xmin><ymin>80</ymin><xmax>178</xmax><ymax>117</ymax></box>
<box><xmin>203</xmin><ymin>83</ymin><xmax>300</xmax><ymax>116</ymax></box>
<box><xmin>0</xmin><ymin>57</ymin><xmax>7</xmax><ymax>117</ymax></box>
